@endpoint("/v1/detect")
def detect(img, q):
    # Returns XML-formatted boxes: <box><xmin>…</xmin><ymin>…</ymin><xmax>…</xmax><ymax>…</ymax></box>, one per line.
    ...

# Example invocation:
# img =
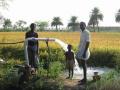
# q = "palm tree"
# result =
<box><xmin>51</xmin><ymin>17</ymin><xmax>63</xmax><ymax>30</ymax></box>
<box><xmin>3</xmin><ymin>18</ymin><xmax>12</xmax><ymax>29</ymax></box>
<box><xmin>115</xmin><ymin>9</ymin><xmax>120</xmax><ymax>23</ymax></box>
<box><xmin>15</xmin><ymin>20</ymin><xmax>27</xmax><ymax>30</ymax></box>
<box><xmin>35</xmin><ymin>21</ymin><xmax>48</xmax><ymax>31</ymax></box>
<box><xmin>88</xmin><ymin>7</ymin><xmax>103</xmax><ymax>32</ymax></box>
<box><xmin>68</xmin><ymin>16</ymin><xmax>79</xmax><ymax>31</ymax></box>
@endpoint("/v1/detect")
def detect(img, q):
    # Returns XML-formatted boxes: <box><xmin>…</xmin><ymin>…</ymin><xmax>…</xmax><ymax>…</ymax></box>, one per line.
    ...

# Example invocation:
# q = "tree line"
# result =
<box><xmin>0</xmin><ymin>0</ymin><xmax>120</xmax><ymax>31</ymax></box>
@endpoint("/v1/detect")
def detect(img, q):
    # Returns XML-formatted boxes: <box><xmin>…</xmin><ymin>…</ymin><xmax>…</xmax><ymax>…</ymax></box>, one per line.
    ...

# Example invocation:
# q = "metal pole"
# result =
<box><xmin>46</xmin><ymin>40</ymin><xmax>51</xmax><ymax>77</ymax></box>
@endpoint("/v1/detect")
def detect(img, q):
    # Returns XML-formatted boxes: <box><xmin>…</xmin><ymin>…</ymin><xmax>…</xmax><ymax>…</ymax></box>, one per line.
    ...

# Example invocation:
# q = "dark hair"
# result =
<box><xmin>30</xmin><ymin>23</ymin><xmax>36</xmax><ymax>29</ymax></box>
<box><xmin>68</xmin><ymin>44</ymin><xmax>72</xmax><ymax>48</ymax></box>
<box><xmin>80</xmin><ymin>22</ymin><xmax>86</xmax><ymax>27</ymax></box>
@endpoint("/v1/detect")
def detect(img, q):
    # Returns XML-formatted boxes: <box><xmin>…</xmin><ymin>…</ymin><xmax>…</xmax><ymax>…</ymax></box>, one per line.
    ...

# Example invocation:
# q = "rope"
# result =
<box><xmin>0</xmin><ymin>41</ymin><xmax>24</xmax><ymax>44</ymax></box>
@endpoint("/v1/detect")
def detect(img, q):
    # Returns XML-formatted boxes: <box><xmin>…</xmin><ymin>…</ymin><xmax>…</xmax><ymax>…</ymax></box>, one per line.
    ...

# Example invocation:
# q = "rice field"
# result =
<box><xmin>0</xmin><ymin>32</ymin><xmax>120</xmax><ymax>90</ymax></box>
<box><xmin>0</xmin><ymin>32</ymin><xmax>120</xmax><ymax>51</ymax></box>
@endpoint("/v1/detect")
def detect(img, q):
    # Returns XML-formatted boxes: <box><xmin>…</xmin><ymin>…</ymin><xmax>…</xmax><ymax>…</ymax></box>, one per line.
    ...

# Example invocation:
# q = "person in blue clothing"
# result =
<box><xmin>25</xmin><ymin>23</ymin><xmax>39</xmax><ymax>70</ymax></box>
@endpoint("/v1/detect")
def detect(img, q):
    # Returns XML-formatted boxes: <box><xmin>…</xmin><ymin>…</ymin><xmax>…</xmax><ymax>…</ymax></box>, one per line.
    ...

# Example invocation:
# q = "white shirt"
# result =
<box><xmin>76</xmin><ymin>29</ymin><xmax>91</xmax><ymax>60</ymax></box>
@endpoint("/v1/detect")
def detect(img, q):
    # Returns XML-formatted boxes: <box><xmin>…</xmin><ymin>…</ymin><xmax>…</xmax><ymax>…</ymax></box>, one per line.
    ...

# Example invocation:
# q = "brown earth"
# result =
<box><xmin>61</xmin><ymin>78</ymin><xmax>87</xmax><ymax>90</ymax></box>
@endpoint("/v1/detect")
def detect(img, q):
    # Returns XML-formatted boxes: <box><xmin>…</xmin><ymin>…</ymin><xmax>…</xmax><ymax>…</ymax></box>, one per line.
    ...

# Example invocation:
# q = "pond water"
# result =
<box><xmin>73</xmin><ymin>67</ymin><xmax>111</xmax><ymax>80</ymax></box>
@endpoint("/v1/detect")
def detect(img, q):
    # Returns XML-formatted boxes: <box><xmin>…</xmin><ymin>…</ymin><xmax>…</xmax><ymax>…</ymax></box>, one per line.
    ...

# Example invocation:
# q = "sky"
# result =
<box><xmin>0</xmin><ymin>0</ymin><xmax>120</xmax><ymax>27</ymax></box>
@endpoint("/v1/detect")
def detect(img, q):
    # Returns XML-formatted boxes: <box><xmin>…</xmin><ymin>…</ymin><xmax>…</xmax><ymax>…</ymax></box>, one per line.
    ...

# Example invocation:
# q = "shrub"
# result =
<box><xmin>49</xmin><ymin>61</ymin><xmax>63</xmax><ymax>78</ymax></box>
<box><xmin>88</xmin><ymin>49</ymin><xmax>120</xmax><ymax>68</ymax></box>
<box><xmin>87</xmin><ymin>70</ymin><xmax>120</xmax><ymax>90</ymax></box>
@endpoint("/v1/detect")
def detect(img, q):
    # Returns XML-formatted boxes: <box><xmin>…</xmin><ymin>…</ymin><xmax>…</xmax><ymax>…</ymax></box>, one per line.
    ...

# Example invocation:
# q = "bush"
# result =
<box><xmin>88</xmin><ymin>49</ymin><xmax>120</xmax><ymax>68</ymax></box>
<box><xmin>0</xmin><ymin>46</ymin><xmax>120</xmax><ymax>68</ymax></box>
<box><xmin>49</xmin><ymin>61</ymin><xmax>63</xmax><ymax>78</ymax></box>
<box><xmin>87</xmin><ymin>70</ymin><xmax>120</xmax><ymax>90</ymax></box>
<box><xmin>0</xmin><ymin>59</ymin><xmax>64</xmax><ymax>90</ymax></box>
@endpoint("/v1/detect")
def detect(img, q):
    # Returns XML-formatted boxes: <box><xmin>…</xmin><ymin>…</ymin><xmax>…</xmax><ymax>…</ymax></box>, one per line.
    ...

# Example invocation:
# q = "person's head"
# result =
<box><xmin>67</xmin><ymin>44</ymin><xmax>72</xmax><ymax>51</ymax></box>
<box><xmin>30</xmin><ymin>23</ymin><xmax>36</xmax><ymax>31</ymax></box>
<box><xmin>80</xmin><ymin>22</ymin><xmax>86</xmax><ymax>31</ymax></box>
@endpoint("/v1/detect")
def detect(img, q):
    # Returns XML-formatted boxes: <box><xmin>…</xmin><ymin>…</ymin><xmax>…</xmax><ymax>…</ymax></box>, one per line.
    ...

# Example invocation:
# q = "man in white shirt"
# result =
<box><xmin>76</xmin><ymin>22</ymin><xmax>91</xmax><ymax>84</ymax></box>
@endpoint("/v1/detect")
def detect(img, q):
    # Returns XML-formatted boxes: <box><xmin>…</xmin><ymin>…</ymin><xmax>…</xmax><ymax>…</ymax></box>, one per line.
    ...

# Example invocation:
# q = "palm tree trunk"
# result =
<box><xmin>56</xmin><ymin>25</ymin><xmax>58</xmax><ymax>31</ymax></box>
<box><xmin>93</xmin><ymin>24</ymin><xmax>95</xmax><ymax>32</ymax></box>
<box><xmin>73</xmin><ymin>26</ymin><xmax>75</xmax><ymax>31</ymax></box>
<box><xmin>59</xmin><ymin>25</ymin><xmax>60</xmax><ymax>30</ymax></box>
<box><xmin>97</xmin><ymin>23</ymin><xmax>99</xmax><ymax>32</ymax></box>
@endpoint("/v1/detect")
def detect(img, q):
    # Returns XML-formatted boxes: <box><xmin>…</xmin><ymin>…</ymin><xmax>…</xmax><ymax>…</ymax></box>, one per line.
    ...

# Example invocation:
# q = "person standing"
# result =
<box><xmin>25</xmin><ymin>23</ymin><xmax>39</xmax><ymax>70</ymax></box>
<box><xmin>65</xmin><ymin>44</ymin><xmax>75</xmax><ymax>79</ymax></box>
<box><xmin>76</xmin><ymin>22</ymin><xmax>91</xmax><ymax>84</ymax></box>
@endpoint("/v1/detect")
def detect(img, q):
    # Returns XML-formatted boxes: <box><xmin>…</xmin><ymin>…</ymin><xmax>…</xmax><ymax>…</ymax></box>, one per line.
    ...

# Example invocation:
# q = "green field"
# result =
<box><xmin>0</xmin><ymin>32</ymin><xmax>120</xmax><ymax>90</ymax></box>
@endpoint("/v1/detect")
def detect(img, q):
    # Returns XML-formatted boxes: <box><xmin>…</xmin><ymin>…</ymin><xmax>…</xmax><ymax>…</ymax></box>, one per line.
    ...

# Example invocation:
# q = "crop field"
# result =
<box><xmin>0</xmin><ymin>32</ymin><xmax>120</xmax><ymax>50</ymax></box>
<box><xmin>0</xmin><ymin>32</ymin><xmax>120</xmax><ymax>67</ymax></box>
<box><xmin>0</xmin><ymin>32</ymin><xmax>120</xmax><ymax>90</ymax></box>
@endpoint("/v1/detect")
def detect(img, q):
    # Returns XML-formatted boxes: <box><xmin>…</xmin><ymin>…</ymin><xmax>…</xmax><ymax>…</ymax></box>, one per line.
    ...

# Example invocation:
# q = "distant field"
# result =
<box><xmin>0</xmin><ymin>32</ymin><xmax>120</xmax><ymax>50</ymax></box>
<box><xmin>0</xmin><ymin>32</ymin><xmax>120</xmax><ymax>90</ymax></box>
<box><xmin>88</xmin><ymin>27</ymin><xmax>120</xmax><ymax>32</ymax></box>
